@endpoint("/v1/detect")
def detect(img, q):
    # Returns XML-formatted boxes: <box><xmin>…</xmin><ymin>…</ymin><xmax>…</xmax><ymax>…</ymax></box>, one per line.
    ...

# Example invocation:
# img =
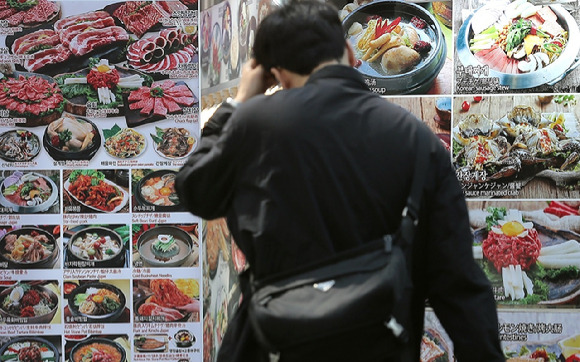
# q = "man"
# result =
<box><xmin>176</xmin><ymin>1</ymin><xmax>503</xmax><ymax>361</ymax></box>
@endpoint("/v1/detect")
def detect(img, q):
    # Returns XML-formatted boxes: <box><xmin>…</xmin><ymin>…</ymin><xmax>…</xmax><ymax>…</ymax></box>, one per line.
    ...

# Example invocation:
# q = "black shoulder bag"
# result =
<box><xmin>248</xmin><ymin>139</ymin><xmax>431</xmax><ymax>362</ymax></box>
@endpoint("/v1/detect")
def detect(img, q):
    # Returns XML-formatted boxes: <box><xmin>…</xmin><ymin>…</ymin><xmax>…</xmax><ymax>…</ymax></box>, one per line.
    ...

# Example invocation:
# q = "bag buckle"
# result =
<box><xmin>401</xmin><ymin>206</ymin><xmax>419</xmax><ymax>226</ymax></box>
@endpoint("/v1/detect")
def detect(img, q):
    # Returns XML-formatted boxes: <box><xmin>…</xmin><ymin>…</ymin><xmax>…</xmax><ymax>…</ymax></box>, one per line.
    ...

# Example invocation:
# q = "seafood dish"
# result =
<box><xmin>138</xmin><ymin>171</ymin><xmax>180</xmax><ymax>208</ymax></box>
<box><xmin>69</xmin><ymin>229</ymin><xmax>122</xmax><ymax>262</ymax></box>
<box><xmin>137</xmin><ymin>225</ymin><xmax>193</xmax><ymax>267</ymax></box>
<box><xmin>65</xmin><ymin>170</ymin><xmax>128</xmax><ymax>213</ymax></box>
<box><xmin>0</xmin><ymin>0</ymin><xmax>60</xmax><ymax>27</ymax></box>
<box><xmin>136</xmin><ymin>279</ymin><xmax>196</xmax><ymax>322</ymax></box>
<box><xmin>151</xmin><ymin>127</ymin><xmax>196</xmax><ymax>159</ymax></box>
<box><xmin>0</xmin><ymin>74</ymin><xmax>64</xmax><ymax>126</ymax></box>
<box><xmin>55</xmin><ymin>58</ymin><xmax>150</xmax><ymax>116</ymax></box>
<box><xmin>44</xmin><ymin>114</ymin><xmax>99</xmax><ymax>160</ymax></box>
<box><xmin>127</xmin><ymin>28</ymin><xmax>198</xmax><ymax>73</ymax></box>
<box><xmin>71</xmin><ymin>338</ymin><xmax>125</xmax><ymax>362</ymax></box>
<box><xmin>0</xmin><ymin>130</ymin><xmax>40</xmax><ymax>162</ymax></box>
<box><xmin>0</xmin><ymin>337</ymin><xmax>59</xmax><ymax>362</ymax></box>
<box><xmin>347</xmin><ymin>12</ymin><xmax>433</xmax><ymax>75</ymax></box>
<box><xmin>468</xmin><ymin>0</ymin><xmax>569</xmax><ymax>74</ymax></box>
<box><xmin>134</xmin><ymin>336</ymin><xmax>166</xmax><ymax>351</ymax></box>
<box><xmin>11</xmin><ymin>11</ymin><xmax>129</xmax><ymax>73</ymax></box>
<box><xmin>453</xmin><ymin>105</ymin><xmax>580</xmax><ymax>188</ymax></box>
<box><xmin>0</xmin><ymin>171</ymin><xmax>57</xmax><ymax>213</ymax></box>
<box><xmin>0</xmin><ymin>228</ymin><xmax>56</xmax><ymax>266</ymax></box>
<box><xmin>104</xmin><ymin>126</ymin><xmax>146</xmax><ymax>159</ymax></box>
<box><xmin>0</xmin><ymin>282</ymin><xmax>58</xmax><ymax>322</ymax></box>
<box><xmin>112</xmin><ymin>1</ymin><xmax>187</xmax><ymax>37</ymax></box>
<box><xmin>69</xmin><ymin>283</ymin><xmax>125</xmax><ymax>320</ymax></box>
<box><xmin>127</xmin><ymin>80</ymin><xmax>197</xmax><ymax>118</ymax></box>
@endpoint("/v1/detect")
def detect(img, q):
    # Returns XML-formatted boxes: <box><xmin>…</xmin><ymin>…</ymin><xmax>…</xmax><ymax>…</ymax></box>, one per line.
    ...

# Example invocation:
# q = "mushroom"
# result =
<box><xmin>518</xmin><ymin>55</ymin><xmax>537</xmax><ymax>73</ymax></box>
<box><xmin>534</xmin><ymin>52</ymin><xmax>550</xmax><ymax>67</ymax></box>
<box><xmin>512</xmin><ymin>45</ymin><xmax>527</xmax><ymax>60</ymax></box>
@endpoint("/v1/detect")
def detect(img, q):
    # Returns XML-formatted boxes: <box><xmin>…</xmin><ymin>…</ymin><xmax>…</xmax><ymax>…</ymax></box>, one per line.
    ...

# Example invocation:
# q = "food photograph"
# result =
<box><xmin>453</xmin><ymin>94</ymin><xmax>580</xmax><ymax>198</ymax></box>
<box><xmin>337</xmin><ymin>0</ymin><xmax>451</xmax><ymax>95</ymax></box>
<box><xmin>63</xmin><ymin>224</ymin><xmax>130</xmax><ymax>269</ymax></box>
<box><xmin>0</xmin><ymin>280</ymin><xmax>60</xmax><ymax>325</ymax></box>
<box><xmin>133</xmin><ymin>278</ymin><xmax>200</xmax><ymax>323</ymax></box>
<box><xmin>131</xmin><ymin>169</ymin><xmax>183</xmax><ymax>213</ymax></box>
<box><xmin>134</xmin><ymin>334</ymin><xmax>168</xmax><ymax>353</ymax></box>
<box><xmin>469</xmin><ymin>201</ymin><xmax>580</xmax><ymax>305</ymax></box>
<box><xmin>454</xmin><ymin>0</ymin><xmax>580</xmax><ymax>93</ymax></box>
<box><xmin>64</xmin><ymin>279</ymin><xmax>130</xmax><ymax>324</ymax></box>
<box><xmin>65</xmin><ymin>334</ymin><xmax>130</xmax><ymax>362</ymax></box>
<box><xmin>132</xmin><ymin>223</ymin><xmax>199</xmax><ymax>268</ymax></box>
<box><xmin>0</xmin><ymin>170</ymin><xmax>60</xmax><ymax>214</ymax></box>
<box><xmin>63</xmin><ymin>169</ymin><xmax>129</xmax><ymax>214</ymax></box>
<box><xmin>0</xmin><ymin>335</ymin><xmax>61</xmax><ymax>362</ymax></box>
<box><xmin>202</xmin><ymin>218</ymin><xmax>244</xmax><ymax>359</ymax></box>
<box><xmin>0</xmin><ymin>225</ymin><xmax>60</xmax><ymax>270</ymax></box>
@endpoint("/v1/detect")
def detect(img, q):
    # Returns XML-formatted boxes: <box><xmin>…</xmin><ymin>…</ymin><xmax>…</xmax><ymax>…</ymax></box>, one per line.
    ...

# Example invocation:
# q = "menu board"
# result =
<box><xmin>0</xmin><ymin>1</ymin><xmax>202</xmax><ymax>362</ymax></box>
<box><xmin>199</xmin><ymin>0</ymin><xmax>580</xmax><ymax>361</ymax></box>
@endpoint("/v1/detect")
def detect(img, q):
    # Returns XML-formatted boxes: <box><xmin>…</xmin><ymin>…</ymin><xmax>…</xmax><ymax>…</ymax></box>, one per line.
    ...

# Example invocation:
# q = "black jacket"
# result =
<box><xmin>176</xmin><ymin>65</ymin><xmax>503</xmax><ymax>361</ymax></box>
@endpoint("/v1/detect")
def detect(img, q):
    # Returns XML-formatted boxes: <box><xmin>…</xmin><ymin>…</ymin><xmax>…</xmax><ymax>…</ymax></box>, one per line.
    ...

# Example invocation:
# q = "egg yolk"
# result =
<box><xmin>501</xmin><ymin>221</ymin><xmax>525</xmax><ymax>237</ymax></box>
<box><xmin>97</xmin><ymin>64</ymin><xmax>111</xmax><ymax>73</ymax></box>
<box><xmin>159</xmin><ymin>187</ymin><xmax>172</xmax><ymax>196</ymax></box>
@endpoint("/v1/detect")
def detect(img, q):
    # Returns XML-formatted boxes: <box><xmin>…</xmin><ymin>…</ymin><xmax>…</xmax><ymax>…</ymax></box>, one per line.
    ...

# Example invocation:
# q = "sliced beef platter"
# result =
<box><xmin>127</xmin><ymin>28</ymin><xmax>197</xmax><ymax>73</ymax></box>
<box><xmin>112</xmin><ymin>0</ymin><xmax>188</xmax><ymax>37</ymax></box>
<box><xmin>7</xmin><ymin>1</ymin><xmax>197</xmax><ymax>76</ymax></box>
<box><xmin>0</xmin><ymin>0</ymin><xmax>59</xmax><ymax>27</ymax></box>
<box><xmin>10</xmin><ymin>10</ymin><xmax>129</xmax><ymax>73</ymax></box>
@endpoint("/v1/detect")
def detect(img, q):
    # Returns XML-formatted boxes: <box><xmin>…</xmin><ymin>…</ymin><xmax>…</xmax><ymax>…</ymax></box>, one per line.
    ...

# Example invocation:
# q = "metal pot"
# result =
<box><xmin>0</xmin><ymin>171</ymin><xmax>58</xmax><ymax>214</ymax></box>
<box><xmin>456</xmin><ymin>4</ymin><xmax>580</xmax><ymax>89</ymax></box>
<box><xmin>0</xmin><ymin>227</ymin><xmax>59</xmax><ymax>269</ymax></box>
<box><xmin>66</xmin><ymin>226</ymin><xmax>125</xmax><ymax>268</ymax></box>
<box><xmin>137</xmin><ymin>226</ymin><xmax>193</xmax><ymax>267</ymax></box>
<box><xmin>342</xmin><ymin>0</ymin><xmax>447</xmax><ymax>94</ymax></box>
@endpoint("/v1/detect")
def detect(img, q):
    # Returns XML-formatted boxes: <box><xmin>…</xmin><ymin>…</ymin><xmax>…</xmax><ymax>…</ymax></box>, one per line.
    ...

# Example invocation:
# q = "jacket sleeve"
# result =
<box><xmin>422</xmin><ymin>146</ymin><xmax>504</xmax><ymax>362</ymax></box>
<box><xmin>176</xmin><ymin>102</ymin><xmax>243</xmax><ymax>220</ymax></box>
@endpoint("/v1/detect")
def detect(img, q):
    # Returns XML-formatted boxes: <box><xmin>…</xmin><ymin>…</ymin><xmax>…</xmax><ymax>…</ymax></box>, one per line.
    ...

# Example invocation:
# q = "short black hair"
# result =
<box><xmin>252</xmin><ymin>0</ymin><xmax>345</xmax><ymax>75</ymax></box>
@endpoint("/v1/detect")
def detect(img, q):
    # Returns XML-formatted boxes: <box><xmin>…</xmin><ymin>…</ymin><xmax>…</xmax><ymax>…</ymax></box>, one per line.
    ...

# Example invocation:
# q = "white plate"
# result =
<box><xmin>64</xmin><ymin>177</ymin><xmax>128</xmax><ymax>213</ymax></box>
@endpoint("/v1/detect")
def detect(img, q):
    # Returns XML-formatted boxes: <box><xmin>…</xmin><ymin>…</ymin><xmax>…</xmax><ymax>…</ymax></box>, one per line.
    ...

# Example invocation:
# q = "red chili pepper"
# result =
<box><xmin>549</xmin><ymin>200</ymin><xmax>579</xmax><ymax>215</ymax></box>
<box><xmin>384</xmin><ymin>16</ymin><xmax>401</xmax><ymax>33</ymax></box>
<box><xmin>375</xmin><ymin>18</ymin><xmax>388</xmax><ymax>38</ymax></box>
<box><xmin>544</xmin><ymin>206</ymin><xmax>576</xmax><ymax>217</ymax></box>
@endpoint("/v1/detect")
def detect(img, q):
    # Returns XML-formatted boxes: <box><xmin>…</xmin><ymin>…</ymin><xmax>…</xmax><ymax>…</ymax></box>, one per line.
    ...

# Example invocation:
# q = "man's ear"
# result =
<box><xmin>346</xmin><ymin>42</ymin><xmax>356</xmax><ymax>67</ymax></box>
<box><xmin>270</xmin><ymin>67</ymin><xmax>292</xmax><ymax>89</ymax></box>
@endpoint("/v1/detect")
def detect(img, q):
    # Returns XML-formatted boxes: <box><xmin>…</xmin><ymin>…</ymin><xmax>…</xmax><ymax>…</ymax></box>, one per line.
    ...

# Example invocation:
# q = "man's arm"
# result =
<box><xmin>176</xmin><ymin>59</ymin><xmax>277</xmax><ymax>219</ymax></box>
<box><xmin>175</xmin><ymin>102</ymin><xmax>240</xmax><ymax>219</ymax></box>
<box><xmin>423</xmin><ymin>147</ymin><xmax>504</xmax><ymax>361</ymax></box>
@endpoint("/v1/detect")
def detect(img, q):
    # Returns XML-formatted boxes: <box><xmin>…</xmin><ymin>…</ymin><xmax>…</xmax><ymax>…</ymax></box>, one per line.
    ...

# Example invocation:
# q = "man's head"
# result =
<box><xmin>252</xmin><ymin>0</ymin><xmax>347</xmax><ymax>77</ymax></box>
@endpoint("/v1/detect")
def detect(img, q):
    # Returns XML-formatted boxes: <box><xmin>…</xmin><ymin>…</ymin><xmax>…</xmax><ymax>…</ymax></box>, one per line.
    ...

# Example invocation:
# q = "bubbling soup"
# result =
<box><xmin>73</xmin><ymin>342</ymin><xmax>123</xmax><ymax>362</ymax></box>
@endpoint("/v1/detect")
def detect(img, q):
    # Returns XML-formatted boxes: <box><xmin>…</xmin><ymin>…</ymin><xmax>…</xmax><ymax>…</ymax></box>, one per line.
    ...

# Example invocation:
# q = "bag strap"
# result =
<box><xmin>397</xmin><ymin>132</ymin><xmax>431</xmax><ymax>248</ymax></box>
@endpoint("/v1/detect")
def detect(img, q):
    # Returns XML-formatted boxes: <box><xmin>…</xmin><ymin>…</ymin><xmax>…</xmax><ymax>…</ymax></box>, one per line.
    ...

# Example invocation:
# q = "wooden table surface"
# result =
<box><xmin>453</xmin><ymin>94</ymin><xmax>580</xmax><ymax>199</ymax></box>
<box><xmin>388</xmin><ymin>96</ymin><xmax>451</xmax><ymax>135</ymax></box>
<box><xmin>453</xmin><ymin>0</ymin><xmax>580</xmax><ymax>93</ymax></box>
